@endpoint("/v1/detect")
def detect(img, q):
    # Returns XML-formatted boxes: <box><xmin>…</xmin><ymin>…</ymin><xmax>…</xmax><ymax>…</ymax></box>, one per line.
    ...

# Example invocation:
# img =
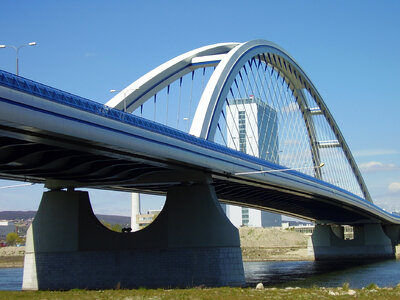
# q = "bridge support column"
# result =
<box><xmin>22</xmin><ymin>184</ymin><xmax>245</xmax><ymax>290</ymax></box>
<box><xmin>383</xmin><ymin>225</ymin><xmax>400</xmax><ymax>246</ymax></box>
<box><xmin>308</xmin><ymin>224</ymin><xmax>395</xmax><ymax>260</ymax></box>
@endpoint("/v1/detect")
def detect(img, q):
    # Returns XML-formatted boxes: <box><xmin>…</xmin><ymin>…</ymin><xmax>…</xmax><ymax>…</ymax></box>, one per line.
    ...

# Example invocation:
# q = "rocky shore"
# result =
<box><xmin>0</xmin><ymin>247</ymin><xmax>25</xmax><ymax>268</ymax></box>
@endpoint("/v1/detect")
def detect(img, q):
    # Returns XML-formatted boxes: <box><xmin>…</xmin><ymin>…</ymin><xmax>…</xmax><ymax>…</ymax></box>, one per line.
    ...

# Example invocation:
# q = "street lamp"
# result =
<box><xmin>110</xmin><ymin>88</ymin><xmax>138</xmax><ymax>113</ymax></box>
<box><xmin>0</xmin><ymin>42</ymin><xmax>37</xmax><ymax>76</ymax></box>
<box><xmin>0</xmin><ymin>183</ymin><xmax>34</xmax><ymax>189</ymax></box>
<box><xmin>110</xmin><ymin>89</ymin><xmax>127</xmax><ymax>112</ymax></box>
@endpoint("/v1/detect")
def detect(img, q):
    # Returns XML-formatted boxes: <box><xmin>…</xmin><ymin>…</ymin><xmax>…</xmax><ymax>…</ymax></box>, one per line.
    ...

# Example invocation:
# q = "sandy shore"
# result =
<box><xmin>242</xmin><ymin>246</ymin><xmax>312</xmax><ymax>261</ymax></box>
<box><xmin>239</xmin><ymin>227</ymin><xmax>312</xmax><ymax>261</ymax></box>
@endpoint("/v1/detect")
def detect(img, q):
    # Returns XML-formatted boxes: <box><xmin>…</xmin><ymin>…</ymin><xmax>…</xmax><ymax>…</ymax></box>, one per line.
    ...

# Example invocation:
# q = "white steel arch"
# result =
<box><xmin>105</xmin><ymin>43</ymin><xmax>238</xmax><ymax>112</ymax></box>
<box><xmin>106</xmin><ymin>39</ymin><xmax>371</xmax><ymax>203</ymax></box>
<box><xmin>189</xmin><ymin>39</ymin><xmax>371</xmax><ymax>202</ymax></box>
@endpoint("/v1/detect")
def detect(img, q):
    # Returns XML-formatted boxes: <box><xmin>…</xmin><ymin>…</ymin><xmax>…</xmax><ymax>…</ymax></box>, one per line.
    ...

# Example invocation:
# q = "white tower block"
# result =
<box><xmin>131</xmin><ymin>193</ymin><xmax>141</xmax><ymax>231</ymax></box>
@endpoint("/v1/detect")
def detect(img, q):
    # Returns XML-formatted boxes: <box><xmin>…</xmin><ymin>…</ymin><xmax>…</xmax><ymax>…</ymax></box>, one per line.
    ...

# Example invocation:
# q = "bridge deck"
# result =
<box><xmin>0</xmin><ymin>70</ymin><xmax>399</xmax><ymax>225</ymax></box>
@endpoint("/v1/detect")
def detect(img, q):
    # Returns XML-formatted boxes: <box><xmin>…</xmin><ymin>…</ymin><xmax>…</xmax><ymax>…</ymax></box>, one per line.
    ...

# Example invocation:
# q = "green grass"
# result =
<box><xmin>364</xmin><ymin>283</ymin><xmax>379</xmax><ymax>290</ymax></box>
<box><xmin>2</xmin><ymin>286</ymin><xmax>400</xmax><ymax>300</ymax></box>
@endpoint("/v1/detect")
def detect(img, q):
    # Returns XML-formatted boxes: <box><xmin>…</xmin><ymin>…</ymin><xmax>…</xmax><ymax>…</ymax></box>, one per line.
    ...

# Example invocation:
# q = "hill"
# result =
<box><xmin>0</xmin><ymin>211</ymin><xmax>36</xmax><ymax>220</ymax></box>
<box><xmin>0</xmin><ymin>211</ymin><xmax>130</xmax><ymax>226</ymax></box>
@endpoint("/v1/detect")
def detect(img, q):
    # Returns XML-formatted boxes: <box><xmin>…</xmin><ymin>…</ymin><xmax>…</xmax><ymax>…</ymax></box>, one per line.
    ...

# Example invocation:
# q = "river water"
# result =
<box><xmin>244</xmin><ymin>259</ymin><xmax>400</xmax><ymax>288</ymax></box>
<box><xmin>1</xmin><ymin>260</ymin><xmax>400</xmax><ymax>290</ymax></box>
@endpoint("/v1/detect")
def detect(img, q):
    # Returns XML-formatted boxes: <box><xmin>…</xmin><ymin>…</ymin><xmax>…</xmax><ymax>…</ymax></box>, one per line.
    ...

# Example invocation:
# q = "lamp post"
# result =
<box><xmin>0</xmin><ymin>42</ymin><xmax>37</xmax><ymax>76</ymax></box>
<box><xmin>109</xmin><ymin>89</ymin><xmax>126</xmax><ymax>112</ymax></box>
<box><xmin>0</xmin><ymin>183</ymin><xmax>34</xmax><ymax>189</ymax></box>
<box><xmin>110</xmin><ymin>89</ymin><xmax>142</xmax><ymax>231</ymax></box>
<box><xmin>110</xmin><ymin>88</ymin><xmax>139</xmax><ymax>113</ymax></box>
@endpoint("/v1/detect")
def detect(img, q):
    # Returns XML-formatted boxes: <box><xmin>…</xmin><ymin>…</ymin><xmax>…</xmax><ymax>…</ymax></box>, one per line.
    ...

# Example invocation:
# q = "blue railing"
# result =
<box><xmin>0</xmin><ymin>69</ymin><xmax>280</xmax><ymax>169</ymax></box>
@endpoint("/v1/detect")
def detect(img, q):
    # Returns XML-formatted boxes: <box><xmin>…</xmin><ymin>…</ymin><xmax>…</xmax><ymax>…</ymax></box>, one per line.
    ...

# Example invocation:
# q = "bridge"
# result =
<box><xmin>0</xmin><ymin>39</ymin><xmax>399</xmax><ymax>290</ymax></box>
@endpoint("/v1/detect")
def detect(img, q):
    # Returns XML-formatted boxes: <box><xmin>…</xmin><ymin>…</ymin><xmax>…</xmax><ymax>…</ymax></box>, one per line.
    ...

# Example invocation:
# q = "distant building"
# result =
<box><xmin>281</xmin><ymin>221</ymin><xmax>314</xmax><ymax>235</ymax></box>
<box><xmin>136</xmin><ymin>210</ymin><xmax>161</xmax><ymax>229</ymax></box>
<box><xmin>226</xmin><ymin>96</ymin><xmax>279</xmax><ymax>161</ymax></box>
<box><xmin>222</xmin><ymin>204</ymin><xmax>281</xmax><ymax>227</ymax></box>
<box><xmin>0</xmin><ymin>221</ymin><xmax>16</xmax><ymax>240</ymax></box>
<box><xmin>223</xmin><ymin>96</ymin><xmax>282</xmax><ymax>228</ymax></box>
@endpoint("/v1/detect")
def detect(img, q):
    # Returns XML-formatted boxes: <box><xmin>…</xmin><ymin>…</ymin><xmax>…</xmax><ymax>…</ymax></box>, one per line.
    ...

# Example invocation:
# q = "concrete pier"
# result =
<box><xmin>22</xmin><ymin>183</ymin><xmax>245</xmax><ymax>290</ymax></box>
<box><xmin>308</xmin><ymin>224</ymin><xmax>396</xmax><ymax>260</ymax></box>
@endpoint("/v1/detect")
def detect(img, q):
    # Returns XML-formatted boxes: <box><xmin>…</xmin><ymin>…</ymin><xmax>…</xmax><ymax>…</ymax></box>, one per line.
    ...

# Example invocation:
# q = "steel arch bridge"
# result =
<box><xmin>107</xmin><ymin>39</ymin><xmax>370</xmax><ymax>203</ymax></box>
<box><xmin>0</xmin><ymin>39</ymin><xmax>397</xmax><ymax>225</ymax></box>
<box><xmin>2</xmin><ymin>39</ymin><xmax>400</xmax><ymax>291</ymax></box>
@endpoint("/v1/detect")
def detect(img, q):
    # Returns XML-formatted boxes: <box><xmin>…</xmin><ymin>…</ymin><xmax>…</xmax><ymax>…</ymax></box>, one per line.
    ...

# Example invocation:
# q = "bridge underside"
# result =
<box><xmin>0</xmin><ymin>128</ymin><xmax>383</xmax><ymax>225</ymax></box>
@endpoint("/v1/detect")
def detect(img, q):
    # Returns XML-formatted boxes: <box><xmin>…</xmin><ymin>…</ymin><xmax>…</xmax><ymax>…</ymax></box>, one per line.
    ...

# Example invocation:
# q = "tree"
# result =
<box><xmin>101</xmin><ymin>220</ymin><xmax>123</xmax><ymax>232</ymax></box>
<box><xmin>6</xmin><ymin>232</ymin><xmax>19</xmax><ymax>246</ymax></box>
<box><xmin>111</xmin><ymin>223</ymin><xmax>122</xmax><ymax>232</ymax></box>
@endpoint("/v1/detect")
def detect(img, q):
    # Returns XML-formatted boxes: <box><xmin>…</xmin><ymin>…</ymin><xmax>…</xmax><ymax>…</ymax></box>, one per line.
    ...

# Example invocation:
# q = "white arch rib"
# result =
<box><xmin>190</xmin><ymin>40</ymin><xmax>302</xmax><ymax>139</ymax></box>
<box><xmin>189</xmin><ymin>39</ymin><xmax>372</xmax><ymax>202</ymax></box>
<box><xmin>105</xmin><ymin>39</ymin><xmax>371</xmax><ymax>203</ymax></box>
<box><xmin>105</xmin><ymin>43</ymin><xmax>239</xmax><ymax>112</ymax></box>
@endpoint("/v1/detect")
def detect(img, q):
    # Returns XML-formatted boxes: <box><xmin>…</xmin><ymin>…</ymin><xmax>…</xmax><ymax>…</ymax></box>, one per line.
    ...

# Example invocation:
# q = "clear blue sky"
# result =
<box><xmin>0</xmin><ymin>0</ymin><xmax>399</xmax><ymax>216</ymax></box>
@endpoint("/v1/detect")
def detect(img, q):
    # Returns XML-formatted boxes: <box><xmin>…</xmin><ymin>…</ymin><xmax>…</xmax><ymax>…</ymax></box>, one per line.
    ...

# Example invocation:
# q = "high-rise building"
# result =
<box><xmin>131</xmin><ymin>193</ymin><xmax>141</xmax><ymax>232</ymax></box>
<box><xmin>223</xmin><ymin>96</ymin><xmax>282</xmax><ymax>227</ymax></box>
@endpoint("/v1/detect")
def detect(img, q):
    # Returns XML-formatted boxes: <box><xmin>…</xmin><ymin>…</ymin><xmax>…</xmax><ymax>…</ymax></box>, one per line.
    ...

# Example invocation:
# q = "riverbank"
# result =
<box><xmin>0</xmin><ymin>256</ymin><xmax>24</xmax><ymax>268</ymax></box>
<box><xmin>239</xmin><ymin>227</ymin><xmax>312</xmax><ymax>261</ymax></box>
<box><xmin>1</xmin><ymin>285</ymin><xmax>400</xmax><ymax>299</ymax></box>
<box><xmin>0</xmin><ymin>247</ymin><xmax>25</xmax><ymax>268</ymax></box>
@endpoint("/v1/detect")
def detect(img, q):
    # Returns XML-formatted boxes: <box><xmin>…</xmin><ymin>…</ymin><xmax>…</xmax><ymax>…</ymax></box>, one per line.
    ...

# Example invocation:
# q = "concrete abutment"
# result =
<box><xmin>22</xmin><ymin>183</ymin><xmax>245</xmax><ymax>290</ymax></box>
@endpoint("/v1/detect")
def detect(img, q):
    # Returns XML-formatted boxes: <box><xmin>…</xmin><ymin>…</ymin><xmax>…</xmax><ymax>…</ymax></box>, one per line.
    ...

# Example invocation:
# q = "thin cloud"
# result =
<box><xmin>389</xmin><ymin>182</ymin><xmax>400</xmax><ymax>194</ymax></box>
<box><xmin>84</xmin><ymin>52</ymin><xmax>96</xmax><ymax>58</ymax></box>
<box><xmin>359</xmin><ymin>161</ymin><xmax>398</xmax><ymax>173</ymax></box>
<box><xmin>353</xmin><ymin>149</ymin><xmax>400</xmax><ymax>158</ymax></box>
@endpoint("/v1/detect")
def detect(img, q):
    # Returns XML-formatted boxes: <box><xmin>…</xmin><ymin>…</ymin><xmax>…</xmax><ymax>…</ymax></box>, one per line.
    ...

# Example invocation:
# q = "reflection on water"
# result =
<box><xmin>0</xmin><ymin>268</ymin><xmax>22</xmax><ymax>291</ymax></box>
<box><xmin>1</xmin><ymin>260</ymin><xmax>400</xmax><ymax>290</ymax></box>
<box><xmin>244</xmin><ymin>259</ymin><xmax>400</xmax><ymax>289</ymax></box>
